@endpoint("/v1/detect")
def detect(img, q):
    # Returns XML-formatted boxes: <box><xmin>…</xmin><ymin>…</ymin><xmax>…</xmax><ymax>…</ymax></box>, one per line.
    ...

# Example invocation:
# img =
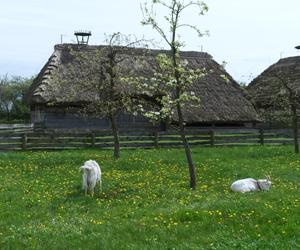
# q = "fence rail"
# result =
<box><xmin>0</xmin><ymin>128</ymin><xmax>296</xmax><ymax>151</ymax></box>
<box><xmin>0</xmin><ymin>124</ymin><xmax>33</xmax><ymax>135</ymax></box>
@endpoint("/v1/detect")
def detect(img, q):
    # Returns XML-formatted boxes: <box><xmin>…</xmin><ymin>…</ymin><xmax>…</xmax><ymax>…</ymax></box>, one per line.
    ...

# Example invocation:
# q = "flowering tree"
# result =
<box><xmin>55</xmin><ymin>33</ymin><xmax>147</xmax><ymax>159</ymax></box>
<box><xmin>137</xmin><ymin>0</ymin><xmax>208</xmax><ymax>189</ymax></box>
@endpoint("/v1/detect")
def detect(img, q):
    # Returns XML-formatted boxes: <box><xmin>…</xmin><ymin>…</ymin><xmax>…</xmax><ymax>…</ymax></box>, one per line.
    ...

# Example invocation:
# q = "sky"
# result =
<box><xmin>1</xmin><ymin>0</ymin><xmax>300</xmax><ymax>83</ymax></box>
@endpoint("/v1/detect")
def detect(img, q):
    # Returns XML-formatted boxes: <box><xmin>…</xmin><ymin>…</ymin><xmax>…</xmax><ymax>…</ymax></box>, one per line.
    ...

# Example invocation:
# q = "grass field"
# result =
<box><xmin>0</xmin><ymin>146</ymin><xmax>300</xmax><ymax>249</ymax></box>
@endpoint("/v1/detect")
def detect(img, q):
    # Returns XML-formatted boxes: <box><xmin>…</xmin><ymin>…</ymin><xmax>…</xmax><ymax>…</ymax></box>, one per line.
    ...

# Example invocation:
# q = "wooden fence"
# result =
<box><xmin>0</xmin><ymin>127</ymin><xmax>295</xmax><ymax>151</ymax></box>
<box><xmin>0</xmin><ymin>124</ymin><xmax>33</xmax><ymax>132</ymax></box>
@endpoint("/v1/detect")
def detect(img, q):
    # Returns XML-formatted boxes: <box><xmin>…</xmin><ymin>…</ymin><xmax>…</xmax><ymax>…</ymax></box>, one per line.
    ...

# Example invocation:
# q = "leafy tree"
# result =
<box><xmin>0</xmin><ymin>75</ymin><xmax>14</xmax><ymax>121</ymax></box>
<box><xmin>137</xmin><ymin>0</ymin><xmax>208</xmax><ymax>189</ymax></box>
<box><xmin>0</xmin><ymin>75</ymin><xmax>31</xmax><ymax>122</ymax></box>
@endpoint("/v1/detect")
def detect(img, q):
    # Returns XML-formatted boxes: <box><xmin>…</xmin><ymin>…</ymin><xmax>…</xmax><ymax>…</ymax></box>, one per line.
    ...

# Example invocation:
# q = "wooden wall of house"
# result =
<box><xmin>31</xmin><ymin>106</ymin><xmax>156</xmax><ymax>131</ymax></box>
<box><xmin>30</xmin><ymin>105</ymin><xmax>254</xmax><ymax>131</ymax></box>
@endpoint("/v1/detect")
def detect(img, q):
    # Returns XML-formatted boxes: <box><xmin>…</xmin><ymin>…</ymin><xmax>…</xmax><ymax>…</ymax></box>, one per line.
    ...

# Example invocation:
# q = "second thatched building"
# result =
<box><xmin>247</xmin><ymin>56</ymin><xmax>300</xmax><ymax>127</ymax></box>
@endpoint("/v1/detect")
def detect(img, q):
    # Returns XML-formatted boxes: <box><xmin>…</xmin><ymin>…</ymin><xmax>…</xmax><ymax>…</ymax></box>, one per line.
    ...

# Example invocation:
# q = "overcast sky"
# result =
<box><xmin>1</xmin><ymin>0</ymin><xmax>300</xmax><ymax>83</ymax></box>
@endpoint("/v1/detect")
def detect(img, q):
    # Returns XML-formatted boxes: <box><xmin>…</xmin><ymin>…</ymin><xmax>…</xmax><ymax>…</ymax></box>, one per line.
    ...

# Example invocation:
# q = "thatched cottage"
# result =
<box><xmin>248</xmin><ymin>56</ymin><xmax>300</xmax><ymax>109</ymax></box>
<box><xmin>247</xmin><ymin>56</ymin><xmax>300</xmax><ymax>127</ymax></box>
<box><xmin>25</xmin><ymin>44</ymin><xmax>259</xmax><ymax>130</ymax></box>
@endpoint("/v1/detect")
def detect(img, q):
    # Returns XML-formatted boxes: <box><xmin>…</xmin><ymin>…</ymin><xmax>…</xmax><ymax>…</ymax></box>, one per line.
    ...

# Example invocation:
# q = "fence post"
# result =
<box><xmin>91</xmin><ymin>132</ymin><xmax>96</xmax><ymax>147</ymax></box>
<box><xmin>259</xmin><ymin>129</ymin><xmax>264</xmax><ymax>145</ymax></box>
<box><xmin>22</xmin><ymin>133</ymin><xmax>27</xmax><ymax>149</ymax></box>
<box><xmin>153</xmin><ymin>130</ymin><xmax>159</xmax><ymax>148</ymax></box>
<box><xmin>210</xmin><ymin>130</ymin><xmax>215</xmax><ymax>146</ymax></box>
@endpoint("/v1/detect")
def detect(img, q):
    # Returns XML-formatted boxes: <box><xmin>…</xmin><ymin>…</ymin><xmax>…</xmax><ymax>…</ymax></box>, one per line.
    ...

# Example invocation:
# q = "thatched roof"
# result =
<box><xmin>25</xmin><ymin>44</ymin><xmax>259</xmax><ymax>123</ymax></box>
<box><xmin>248</xmin><ymin>56</ymin><xmax>300</xmax><ymax>110</ymax></box>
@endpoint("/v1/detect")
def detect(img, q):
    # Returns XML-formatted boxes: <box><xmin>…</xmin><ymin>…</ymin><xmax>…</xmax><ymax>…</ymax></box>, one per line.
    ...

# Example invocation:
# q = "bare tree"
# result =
<box><xmin>269</xmin><ymin>72</ymin><xmax>300</xmax><ymax>154</ymax></box>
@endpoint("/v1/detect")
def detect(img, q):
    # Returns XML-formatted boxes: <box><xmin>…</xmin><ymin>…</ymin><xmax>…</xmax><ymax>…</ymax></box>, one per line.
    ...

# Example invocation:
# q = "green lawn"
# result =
<box><xmin>0</xmin><ymin>146</ymin><xmax>299</xmax><ymax>249</ymax></box>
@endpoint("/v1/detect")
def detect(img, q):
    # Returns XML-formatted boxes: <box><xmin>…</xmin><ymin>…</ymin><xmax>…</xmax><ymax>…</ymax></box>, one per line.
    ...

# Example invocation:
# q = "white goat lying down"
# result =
<box><xmin>231</xmin><ymin>177</ymin><xmax>272</xmax><ymax>193</ymax></box>
<box><xmin>80</xmin><ymin>160</ymin><xmax>102</xmax><ymax>195</ymax></box>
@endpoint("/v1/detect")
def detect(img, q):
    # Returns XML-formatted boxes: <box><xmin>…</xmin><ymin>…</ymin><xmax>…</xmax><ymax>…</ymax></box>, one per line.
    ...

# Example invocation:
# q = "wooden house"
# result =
<box><xmin>25</xmin><ymin>44</ymin><xmax>259</xmax><ymax>131</ymax></box>
<box><xmin>247</xmin><ymin>56</ymin><xmax>300</xmax><ymax>127</ymax></box>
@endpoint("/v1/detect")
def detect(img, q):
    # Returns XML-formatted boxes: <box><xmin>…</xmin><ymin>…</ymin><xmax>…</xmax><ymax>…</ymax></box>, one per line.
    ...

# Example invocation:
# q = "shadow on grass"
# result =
<box><xmin>50</xmin><ymin>182</ymin><xmax>135</xmax><ymax>207</ymax></box>
<box><xmin>49</xmin><ymin>185</ymin><xmax>95</xmax><ymax>213</ymax></box>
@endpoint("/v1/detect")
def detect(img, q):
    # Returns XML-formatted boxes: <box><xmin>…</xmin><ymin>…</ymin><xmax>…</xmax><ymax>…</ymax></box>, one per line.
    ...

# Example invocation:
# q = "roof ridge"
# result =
<box><xmin>54</xmin><ymin>44</ymin><xmax>213</xmax><ymax>59</ymax></box>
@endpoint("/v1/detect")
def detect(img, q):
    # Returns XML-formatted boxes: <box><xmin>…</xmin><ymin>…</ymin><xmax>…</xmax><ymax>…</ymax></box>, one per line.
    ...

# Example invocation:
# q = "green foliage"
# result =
<box><xmin>0</xmin><ymin>146</ymin><xmax>300</xmax><ymax>249</ymax></box>
<box><xmin>0</xmin><ymin>75</ymin><xmax>32</xmax><ymax>122</ymax></box>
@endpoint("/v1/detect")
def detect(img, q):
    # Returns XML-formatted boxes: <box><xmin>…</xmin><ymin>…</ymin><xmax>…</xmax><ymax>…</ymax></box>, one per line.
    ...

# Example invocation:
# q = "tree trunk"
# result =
<box><xmin>177</xmin><ymin>103</ymin><xmax>196</xmax><ymax>189</ymax></box>
<box><xmin>109</xmin><ymin>114</ymin><xmax>120</xmax><ymax>159</ymax></box>
<box><xmin>291</xmin><ymin>105</ymin><xmax>299</xmax><ymax>154</ymax></box>
<box><xmin>170</xmin><ymin>43</ymin><xmax>196</xmax><ymax>189</ymax></box>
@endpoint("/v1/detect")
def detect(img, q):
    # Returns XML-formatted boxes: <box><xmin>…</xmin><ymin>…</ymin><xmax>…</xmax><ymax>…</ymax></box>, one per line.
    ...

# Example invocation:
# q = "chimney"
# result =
<box><xmin>74</xmin><ymin>30</ymin><xmax>91</xmax><ymax>45</ymax></box>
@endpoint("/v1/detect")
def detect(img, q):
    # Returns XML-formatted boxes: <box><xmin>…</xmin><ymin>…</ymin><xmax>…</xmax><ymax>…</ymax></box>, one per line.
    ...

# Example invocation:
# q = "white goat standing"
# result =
<box><xmin>231</xmin><ymin>177</ymin><xmax>272</xmax><ymax>193</ymax></box>
<box><xmin>80</xmin><ymin>160</ymin><xmax>102</xmax><ymax>195</ymax></box>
